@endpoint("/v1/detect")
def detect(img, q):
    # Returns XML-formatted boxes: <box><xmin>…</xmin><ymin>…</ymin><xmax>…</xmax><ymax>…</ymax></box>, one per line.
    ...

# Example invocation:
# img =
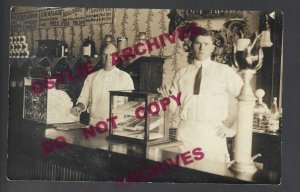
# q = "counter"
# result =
<box><xmin>7</xmin><ymin>118</ymin><xmax>280</xmax><ymax>184</ymax></box>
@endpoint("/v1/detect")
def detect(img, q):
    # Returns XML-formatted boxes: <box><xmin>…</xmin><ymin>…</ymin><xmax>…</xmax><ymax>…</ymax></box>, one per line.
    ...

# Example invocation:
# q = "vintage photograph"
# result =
<box><xmin>7</xmin><ymin>7</ymin><xmax>283</xmax><ymax>184</ymax></box>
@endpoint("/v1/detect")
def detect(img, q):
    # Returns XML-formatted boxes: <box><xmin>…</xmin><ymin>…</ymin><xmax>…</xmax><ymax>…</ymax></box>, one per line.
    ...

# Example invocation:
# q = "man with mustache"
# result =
<box><xmin>70</xmin><ymin>43</ymin><xmax>134</xmax><ymax>125</ymax></box>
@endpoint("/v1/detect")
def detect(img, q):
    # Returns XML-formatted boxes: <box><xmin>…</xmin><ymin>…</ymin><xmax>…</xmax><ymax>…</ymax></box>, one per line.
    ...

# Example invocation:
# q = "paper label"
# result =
<box><xmin>83</xmin><ymin>44</ymin><xmax>91</xmax><ymax>56</ymax></box>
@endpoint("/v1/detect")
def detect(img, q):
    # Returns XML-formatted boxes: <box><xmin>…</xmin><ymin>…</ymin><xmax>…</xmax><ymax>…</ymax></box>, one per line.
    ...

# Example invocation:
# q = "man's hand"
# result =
<box><xmin>70</xmin><ymin>103</ymin><xmax>85</xmax><ymax>116</ymax></box>
<box><xmin>157</xmin><ymin>84</ymin><xmax>171</xmax><ymax>97</ymax></box>
<box><xmin>70</xmin><ymin>106</ymin><xmax>82</xmax><ymax>116</ymax></box>
<box><xmin>215</xmin><ymin>124</ymin><xmax>236</xmax><ymax>139</ymax></box>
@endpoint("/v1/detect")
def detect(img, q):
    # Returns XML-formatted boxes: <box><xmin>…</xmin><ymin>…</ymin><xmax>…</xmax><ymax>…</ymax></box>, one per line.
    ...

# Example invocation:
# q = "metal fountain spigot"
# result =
<box><xmin>230</xmin><ymin>32</ymin><xmax>265</xmax><ymax>173</ymax></box>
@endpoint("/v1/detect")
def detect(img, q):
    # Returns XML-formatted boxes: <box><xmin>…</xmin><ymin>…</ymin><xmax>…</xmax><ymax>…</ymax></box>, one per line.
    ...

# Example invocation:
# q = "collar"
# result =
<box><xmin>193</xmin><ymin>58</ymin><xmax>211</xmax><ymax>69</ymax></box>
<box><xmin>101</xmin><ymin>66</ymin><xmax>118</xmax><ymax>74</ymax></box>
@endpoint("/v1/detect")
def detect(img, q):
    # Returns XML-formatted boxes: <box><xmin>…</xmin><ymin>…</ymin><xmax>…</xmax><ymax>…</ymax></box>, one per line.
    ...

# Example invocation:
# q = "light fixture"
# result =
<box><xmin>260</xmin><ymin>13</ymin><xmax>273</xmax><ymax>48</ymax></box>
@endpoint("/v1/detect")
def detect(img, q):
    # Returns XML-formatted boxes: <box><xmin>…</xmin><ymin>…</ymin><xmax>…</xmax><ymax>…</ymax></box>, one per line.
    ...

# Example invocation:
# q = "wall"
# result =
<box><xmin>11</xmin><ymin>7</ymin><xmax>260</xmax><ymax>88</ymax></box>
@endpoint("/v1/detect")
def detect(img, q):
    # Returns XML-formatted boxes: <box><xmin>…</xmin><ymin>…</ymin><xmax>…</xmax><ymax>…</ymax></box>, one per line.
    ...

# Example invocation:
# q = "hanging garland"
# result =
<box><xmin>38</xmin><ymin>28</ymin><xmax>42</xmax><ymax>40</ymax></box>
<box><xmin>109</xmin><ymin>23</ymin><xmax>116</xmax><ymax>43</ymax></box>
<box><xmin>159</xmin><ymin>9</ymin><xmax>168</xmax><ymax>56</ymax></box>
<box><xmin>98</xmin><ymin>21</ymin><xmax>104</xmax><ymax>46</ymax></box>
<box><xmin>45</xmin><ymin>28</ymin><xmax>49</xmax><ymax>39</ymax></box>
<box><xmin>79</xmin><ymin>24</ymin><xmax>84</xmax><ymax>43</ymax></box>
<box><xmin>89</xmin><ymin>24</ymin><xmax>95</xmax><ymax>40</ymax></box>
<box><xmin>132</xmin><ymin>9</ymin><xmax>140</xmax><ymax>40</ymax></box>
<box><xmin>120</xmin><ymin>8</ymin><xmax>129</xmax><ymax>37</ymax></box>
<box><xmin>62</xmin><ymin>27</ymin><xmax>66</xmax><ymax>41</ymax></box>
<box><xmin>70</xmin><ymin>26</ymin><xmax>75</xmax><ymax>55</ymax></box>
<box><xmin>171</xmin><ymin>38</ymin><xmax>181</xmax><ymax>72</ymax></box>
<box><xmin>53</xmin><ymin>27</ymin><xmax>58</xmax><ymax>40</ymax></box>
<box><xmin>145</xmin><ymin>9</ymin><xmax>154</xmax><ymax>39</ymax></box>
<box><xmin>30</xmin><ymin>30</ymin><xmax>34</xmax><ymax>53</ymax></box>
<box><xmin>109</xmin><ymin>9</ymin><xmax>116</xmax><ymax>43</ymax></box>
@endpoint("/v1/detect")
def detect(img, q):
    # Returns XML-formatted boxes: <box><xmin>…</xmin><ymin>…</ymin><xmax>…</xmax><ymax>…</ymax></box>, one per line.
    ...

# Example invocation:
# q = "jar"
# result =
<box><xmin>117</xmin><ymin>37</ymin><xmax>128</xmax><ymax>55</ymax></box>
<box><xmin>134</xmin><ymin>32</ymin><xmax>149</xmax><ymax>56</ymax></box>
<box><xmin>104</xmin><ymin>35</ymin><xmax>113</xmax><ymax>43</ymax></box>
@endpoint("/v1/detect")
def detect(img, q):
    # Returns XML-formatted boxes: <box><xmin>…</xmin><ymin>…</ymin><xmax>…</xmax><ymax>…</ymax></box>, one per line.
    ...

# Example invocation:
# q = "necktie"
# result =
<box><xmin>194</xmin><ymin>66</ymin><xmax>202</xmax><ymax>95</ymax></box>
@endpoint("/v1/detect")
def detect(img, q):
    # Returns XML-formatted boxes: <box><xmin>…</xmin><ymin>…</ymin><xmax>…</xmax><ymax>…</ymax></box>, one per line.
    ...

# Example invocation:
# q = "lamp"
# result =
<box><xmin>260</xmin><ymin>14</ymin><xmax>273</xmax><ymax>48</ymax></box>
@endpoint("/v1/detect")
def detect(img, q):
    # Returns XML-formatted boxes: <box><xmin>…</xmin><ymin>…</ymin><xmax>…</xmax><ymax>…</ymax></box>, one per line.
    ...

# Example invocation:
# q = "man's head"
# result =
<box><xmin>100</xmin><ymin>43</ymin><xmax>117</xmax><ymax>71</ymax></box>
<box><xmin>188</xmin><ymin>28</ymin><xmax>215</xmax><ymax>62</ymax></box>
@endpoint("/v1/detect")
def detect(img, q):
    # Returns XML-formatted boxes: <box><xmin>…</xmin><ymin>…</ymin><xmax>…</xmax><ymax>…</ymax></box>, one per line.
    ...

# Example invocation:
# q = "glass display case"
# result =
<box><xmin>108</xmin><ymin>90</ymin><xmax>169</xmax><ymax>146</ymax></box>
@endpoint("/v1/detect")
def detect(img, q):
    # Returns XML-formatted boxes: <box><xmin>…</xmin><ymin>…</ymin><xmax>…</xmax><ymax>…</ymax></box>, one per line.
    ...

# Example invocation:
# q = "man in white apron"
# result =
<box><xmin>158</xmin><ymin>28</ymin><xmax>243</xmax><ymax>163</ymax></box>
<box><xmin>70</xmin><ymin>43</ymin><xmax>134</xmax><ymax>125</ymax></box>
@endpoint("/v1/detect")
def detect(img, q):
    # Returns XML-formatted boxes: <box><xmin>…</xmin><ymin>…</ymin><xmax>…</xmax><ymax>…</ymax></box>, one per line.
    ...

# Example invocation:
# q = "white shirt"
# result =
<box><xmin>170</xmin><ymin>58</ymin><xmax>244</xmax><ymax>128</ymax></box>
<box><xmin>77</xmin><ymin>67</ymin><xmax>134</xmax><ymax>124</ymax></box>
<box><xmin>170</xmin><ymin>59</ymin><xmax>243</xmax><ymax>162</ymax></box>
<box><xmin>47</xmin><ymin>88</ymin><xmax>79</xmax><ymax>124</ymax></box>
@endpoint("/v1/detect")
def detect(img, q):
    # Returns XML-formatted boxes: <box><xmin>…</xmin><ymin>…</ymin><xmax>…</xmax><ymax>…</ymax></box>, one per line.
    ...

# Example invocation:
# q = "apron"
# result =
<box><xmin>177</xmin><ymin>120</ymin><xmax>230</xmax><ymax>163</ymax></box>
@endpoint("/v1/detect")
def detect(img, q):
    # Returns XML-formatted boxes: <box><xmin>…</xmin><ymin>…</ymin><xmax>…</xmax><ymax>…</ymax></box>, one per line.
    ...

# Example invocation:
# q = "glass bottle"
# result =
<box><xmin>82</xmin><ymin>36</ymin><xmax>96</xmax><ymax>57</ymax></box>
<box><xmin>56</xmin><ymin>39</ymin><xmax>69</xmax><ymax>57</ymax></box>
<box><xmin>117</xmin><ymin>37</ymin><xmax>128</xmax><ymax>55</ymax></box>
<box><xmin>269</xmin><ymin>97</ymin><xmax>280</xmax><ymax>132</ymax></box>
<box><xmin>270</xmin><ymin>97</ymin><xmax>280</xmax><ymax>119</ymax></box>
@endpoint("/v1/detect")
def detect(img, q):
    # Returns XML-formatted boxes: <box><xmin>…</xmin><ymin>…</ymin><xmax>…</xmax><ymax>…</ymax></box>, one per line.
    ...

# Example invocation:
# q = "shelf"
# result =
<box><xmin>112</xmin><ymin>101</ymin><xmax>145</xmax><ymax>116</ymax></box>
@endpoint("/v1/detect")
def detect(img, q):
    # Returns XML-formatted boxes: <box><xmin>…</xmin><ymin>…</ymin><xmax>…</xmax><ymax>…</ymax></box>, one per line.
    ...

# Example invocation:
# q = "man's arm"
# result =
<box><xmin>216</xmin><ymin>94</ymin><xmax>239</xmax><ymax>138</ymax></box>
<box><xmin>70</xmin><ymin>75</ymin><xmax>93</xmax><ymax>116</ymax></box>
<box><xmin>157</xmin><ymin>70</ymin><xmax>181</xmax><ymax>128</ymax></box>
<box><xmin>223</xmin><ymin>94</ymin><xmax>239</xmax><ymax>129</ymax></box>
<box><xmin>216</xmin><ymin>66</ymin><xmax>243</xmax><ymax>138</ymax></box>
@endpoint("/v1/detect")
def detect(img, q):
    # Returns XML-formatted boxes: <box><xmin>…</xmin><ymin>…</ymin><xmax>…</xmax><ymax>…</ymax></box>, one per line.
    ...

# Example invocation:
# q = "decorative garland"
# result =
<box><xmin>79</xmin><ymin>24</ymin><xmax>83</xmax><ymax>43</ymax></box>
<box><xmin>62</xmin><ymin>27</ymin><xmax>66</xmax><ymax>41</ymax></box>
<box><xmin>70</xmin><ymin>26</ymin><xmax>75</xmax><ymax>55</ymax></box>
<box><xmin>145</xmin><ymin>9</ymin><xmax>154</xmax><ymax>39</ymax></box>
<box><xmin>132</xmin><ymin>9</ymin><xmax>140</xmax><ymax>40</ymax></box>
<box><xmin>171</xmin><ymin>38</ymin><xmax>181</xmax><ymax>72</ymax></box>
<box><xmin>30</xmin><ymin>30</ymin><xmax>34</xmax><ymax>53</ymax></box>
<box><xmin>109</xmin><ymin>9</ymin><xmax>116</xmax><ymax>43</ymax></box>
<box><xmin>159</xmin><ymin>9</ymin><xmax>168</xmax><ymax>56</ymax></box>
<box><xmin>53</xmin><ymin>27</ymin><xmax>58</xmax><ymax>40</ymax></box>
<box><xmin>98</xmin><ymin>21</ymin><xmax>104</xmax><ymax>46</ymax></box>
<box><xmin>38</xmin><ymin>28</ymin><xmax>42</xmax><ymax>40</ymax></box>
<box><xmin>89</xmin><ymin>24</ymin><xmax>95</xmax><ymax>40</ymax></box>
<box><xmin>45</xmin><ymin>28</ymin><xmax>49</xmax><ymax>39</ymax></box>
<box><xmin>120</xmin><ymin>8</ymin><xmax>128</xmax><ymax>37</ymax></box>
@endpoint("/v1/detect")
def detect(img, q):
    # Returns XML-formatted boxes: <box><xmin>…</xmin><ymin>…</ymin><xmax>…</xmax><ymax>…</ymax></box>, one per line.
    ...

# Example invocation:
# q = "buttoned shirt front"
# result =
<box><xmin>170</xmin><ymin>58</ymin><xmax>243</xmax><ymax>126</ymax></box>
<box><xmin>170</xmin><ymin>59</ymin><xmax>243</xmax><ymax>162</ymax></box>
<box><xmin>77</xmin><ymin>67</ymin><xmax>134</xmax><ymax>124</ymax></box>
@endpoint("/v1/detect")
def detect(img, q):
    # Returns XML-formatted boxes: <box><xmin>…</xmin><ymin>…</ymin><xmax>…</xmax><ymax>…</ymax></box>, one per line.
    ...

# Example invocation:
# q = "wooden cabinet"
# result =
<box><xmin>121</xmin><ymin>56</ymin><xmax>165</xmax><ymax>92</ymax></box>
<box><xmin>252</xmin><ymin>132</ymin><xmax>281</xmax><ymax>172</ymax></box>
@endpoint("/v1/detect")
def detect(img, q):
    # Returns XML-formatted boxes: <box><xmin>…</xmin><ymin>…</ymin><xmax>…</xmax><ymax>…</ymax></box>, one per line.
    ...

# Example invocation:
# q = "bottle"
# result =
<box><xmin>21</xmin><ymin>43</ymin><xmax>28</xmax><ymax>50</ymax></box>
<box><xmin>134</xmin><ymin>32</ymin><xmax>149</xmax><ymax>56</ymax></box>
<box><xmin>104</xmin><ymin>35</ymin><xmax>112</xmax><ymax>43</ymax></box>
<box><xmin>117</xmin><ymin>37</ymin><xmax>128</xmax><ymax>55</ymax></box>
<box><xmin>11</xmin><ymin>50</ymin><xmax>16</xmax><ymax>58</ymax></box>
<box><xmin>20</xmin><ymin>35</ymin><xmax>26</xmax><ymax>43</ymax></box>
<box><xmin>10</xmin><ymin>43</ymin><xmax>14</xmax><ymax>50</ymax></box>
<box><xmin>20</xmin><ymin>50</ymin><xmax>29</xmax><ymax>58</ymax></box>
<box><xmin>271</xmin><ymin>97</ymin><xmax>280</xmax><ymax>119</ymax></box>
<box><xmin>269</xmin><ymin>97</ymin><xmax>280</xmax><ymax>132</ymax></box>
<box><xmin>82</xmin><ymin>36</ymin><xmax>96</xmax><ymax>57</ymax></box>
<box><xmin>12</xmin><ymin>36</ymin><xmax>17</xmax><ymax>43</ymax></box>
<box><xmin>15</xmin><ymin>51</ymin><xmax>20</xmax><ymax>58</ymax></box>
<box><xmin>16</xmin><ymin>36</ymin><xmax>20</xmax><ymax>43</ymax></box>
<box><xmin>56</xmin><ymin>40</ymin><xmax>69</xmax><ymax>57</ymax></box>
<box><xmin>15</xmin><ymin>43</ymin><xmax>21</xmax><ymax>50</ymax></box>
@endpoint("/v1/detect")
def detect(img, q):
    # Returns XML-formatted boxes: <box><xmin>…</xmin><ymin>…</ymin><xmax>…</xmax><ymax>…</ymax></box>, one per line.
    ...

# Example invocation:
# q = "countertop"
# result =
<box><xmin>7</xmin><ymin>115</ymin><xmax>280</xmax><ymax>183</ymax></box>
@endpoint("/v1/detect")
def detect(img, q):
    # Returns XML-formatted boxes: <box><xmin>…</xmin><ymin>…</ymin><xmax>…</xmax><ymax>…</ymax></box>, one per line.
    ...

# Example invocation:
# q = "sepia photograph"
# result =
<box><xmin>7</xmin><ymin>7</ymin><xmax>283</xmax><ymax>184</ymax></box>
